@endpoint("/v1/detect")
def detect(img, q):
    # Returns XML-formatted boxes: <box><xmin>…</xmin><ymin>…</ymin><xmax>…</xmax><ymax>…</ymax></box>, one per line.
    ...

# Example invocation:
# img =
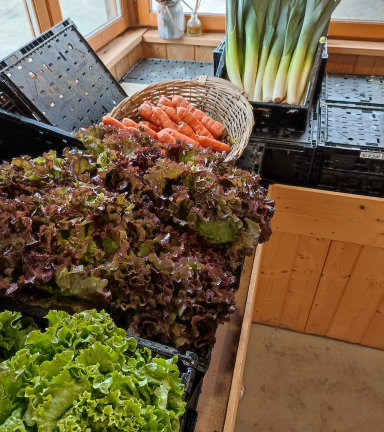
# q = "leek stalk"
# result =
<box><xmin>242</xmin><ymin>0</ymin><xmax>259</xmax><ymax>98</ymax></box>
<box><xmin>286</xmin><ymin>0</ymin><xmax>323</xmax><ymax>104</ymax></box>
<box><xmin>253</xmin><ymin>0</ymin><xmax>280</xmax><ymax>102</ymax></box>
<box><xmin>225</xmin><ymin>0</ymin><xmax>243</xmax><ymax>89</ymax></box>
<box><xmin>263</xmin><ymin>0</ymin><xmax>291</xmax><ymax>102</ymax></box>
<box><xmin>296</xmin><ymin>0</ymin><xmax>341</xmax><ymax>102</ymax></box>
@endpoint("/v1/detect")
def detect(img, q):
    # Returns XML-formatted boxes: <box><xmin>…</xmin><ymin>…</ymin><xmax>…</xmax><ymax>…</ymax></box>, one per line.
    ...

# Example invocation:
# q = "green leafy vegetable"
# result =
<box><xmin>0</xmin><ymin>310</ymin><xmax>185</xmax><ymax>431</ymax></box>
<box><xmin>0</xmin><ymin>125</ymin><xmax>275</xmax><ymax>353</ymax></box>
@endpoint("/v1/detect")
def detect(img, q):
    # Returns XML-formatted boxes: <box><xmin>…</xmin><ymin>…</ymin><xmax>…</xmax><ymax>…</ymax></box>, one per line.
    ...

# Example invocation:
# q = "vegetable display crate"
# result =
<box><xmin>321</xmin><ymin>73</ymin><xmax>384</xmax><ymax>107</ymax></box>
<box><xmin>0</xmin><ymin>108</ymin><xmax>83</xmax><ymax>161</ymax></box>
<box><xmin>311</xmin><ymin>102</ymin><xmax>384</xmax><ymax>196</ymax></box>
<box><xmin>215</xmin><ymin>33</ymin><xmax>328</xmax><ymax>133</ymax></box>
<box><xmin>213</xmin><ymin>38</ymin><xmax>225</xmax><ymax>76</ymax></box>
<box><xmin>0</xmin><ymin>19</ymin><xmax>127</xmax><ymax>132</ymax></box>
<box><xmin>236</xmin><ymin>107</ymin><xmax>319</xmax><ymax>186</ymax></box>
<box><xmin>119</xmin><ymin>58</ymin><xmax>214</xmax><ymax>85</ymax></box>
<box><xmin>0</xmin><ymin>78</ymin><xmax>36</xmax><ymax>117</ymax></box>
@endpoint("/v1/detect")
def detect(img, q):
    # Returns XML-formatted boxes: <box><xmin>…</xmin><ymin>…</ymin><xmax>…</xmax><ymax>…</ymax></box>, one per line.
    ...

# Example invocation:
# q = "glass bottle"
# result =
<box><xmin>157</xmin><ymin>0</ymin><xmax>185</xmax><ymax>40</ymax></box>
<box><xmin>187</xmin><ymin>13</ymin><xmax>202</xmax><ymax>37</ymax></box>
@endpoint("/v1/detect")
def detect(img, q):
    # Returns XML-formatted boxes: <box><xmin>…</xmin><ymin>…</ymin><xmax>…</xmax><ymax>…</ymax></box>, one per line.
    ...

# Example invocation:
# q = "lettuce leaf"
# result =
<box><xmin>0</xmin><ymin>310</ymin><xmax>185</xmax><ymax>431</ymax></box>
<box><xmin>0</xmin><ymin>125</ymin><xmax>275</xmax><ymax>353</ymax></box>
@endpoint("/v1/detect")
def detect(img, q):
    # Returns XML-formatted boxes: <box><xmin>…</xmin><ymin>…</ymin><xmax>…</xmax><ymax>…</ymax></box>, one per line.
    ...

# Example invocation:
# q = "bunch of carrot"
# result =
<box><xmin>102</xmin><ymin>95</ymin><xmax>231</xmax><ymax>154</ymax></box>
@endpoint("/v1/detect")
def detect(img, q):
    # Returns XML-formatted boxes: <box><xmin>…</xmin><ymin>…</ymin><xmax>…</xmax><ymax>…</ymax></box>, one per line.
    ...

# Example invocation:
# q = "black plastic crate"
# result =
<box><xmin>119</xmin><ymin>58</ymin><xmax>214</xmax><ymax>85</ymax></box>
<box><xmin>311</xmin><ymin>101</ymin><xmax>384</xmax><ymax>196</ymax></box>
<box><xmin>322</xmin><ymin>73</ymin><xmax>384</xmax><ymax>107</ymax></box>
<box><xmin>0</xmin><ymin>19</ymin><xmax>127</xmax><ymax>132</ymax></box>
<box><xmin>319</xmin><ymin>103</ymin><xmax>384</xmax><ymax>150</ymax></box>
<box><xmin>213</xmin><ymin>38</ymin><xmax>225</xmax><ymax>76</ymax></box>
<box><xmin>0</xmin><ymin>108</ymin><xmax>83</xmax><ymax>162</ymax></box>
<box><xmin>237</xmin><ymin>107</ymin><xmax>319</xmax><ymax>186</ymax></box>
<box><xmin>216</xmin><ymin>32</ymin><xmax>328</xmax><ymax>133</ymax></box>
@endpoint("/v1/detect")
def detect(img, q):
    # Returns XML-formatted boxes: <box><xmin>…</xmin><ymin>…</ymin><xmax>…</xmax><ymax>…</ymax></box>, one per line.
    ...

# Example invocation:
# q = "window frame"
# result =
<box><xmin>30</xmin><ymin>0</ymin><xmax>133</xmax><ymax>51</ymax></box>
<box><xmin>137</xmin><ymin>0</ymin><xmax>384</xmax><ymax>42</ymax></box>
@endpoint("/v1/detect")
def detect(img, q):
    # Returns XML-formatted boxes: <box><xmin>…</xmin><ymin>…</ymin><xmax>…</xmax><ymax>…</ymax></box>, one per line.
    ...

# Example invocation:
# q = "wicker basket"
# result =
<box><xmin>109</xmin><ymin>76</ymin><xmax>254</xmax><ymax>160</ymax></box>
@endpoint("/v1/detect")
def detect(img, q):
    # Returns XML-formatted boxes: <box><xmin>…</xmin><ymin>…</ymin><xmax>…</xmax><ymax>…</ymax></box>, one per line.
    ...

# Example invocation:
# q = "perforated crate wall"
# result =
<box><xmin>324</xmin><ymin>74</ymin><xmax>384</xmax><ymax>106</ymax></box>
<box><xmin>320</xmin><ymin>104</ymin><xmax>384</xmax><ymax>151</ymax></box>
<box><xmin>0</xmin><ymin>19</ymin><xmax>126</xmax><ymax>132</ymax></box>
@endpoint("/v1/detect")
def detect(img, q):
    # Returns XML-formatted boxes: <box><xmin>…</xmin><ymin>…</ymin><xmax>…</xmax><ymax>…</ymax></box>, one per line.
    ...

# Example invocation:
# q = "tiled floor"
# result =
<box><xmin>235</xmin><ymin>324</ymin><xmax>384</xmax><ymax>432</ymax></box>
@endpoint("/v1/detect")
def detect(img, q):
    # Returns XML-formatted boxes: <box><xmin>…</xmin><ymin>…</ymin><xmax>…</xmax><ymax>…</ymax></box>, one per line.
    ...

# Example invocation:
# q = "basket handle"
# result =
<box><xmin>193</xmin><ymin>75</ymin><xmax>249</xmax><ymax>100</ymax></box>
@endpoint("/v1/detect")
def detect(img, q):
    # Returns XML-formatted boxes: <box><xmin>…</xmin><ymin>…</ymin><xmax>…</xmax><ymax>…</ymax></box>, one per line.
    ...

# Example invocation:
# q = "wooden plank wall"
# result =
<box><xmin>326</xmin><ymin>53</ymin><xmax>384</xmax><ymax>74</ymax></box>
<box><xmin>253</xmin><ymin>185</ymin><xmax>384</xmax><ymax>350</ymax></box>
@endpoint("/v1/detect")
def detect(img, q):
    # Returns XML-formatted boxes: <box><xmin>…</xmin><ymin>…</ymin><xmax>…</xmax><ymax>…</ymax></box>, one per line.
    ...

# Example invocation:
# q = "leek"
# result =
<box><xmin>286</xmin><ymin>0</ymin><xmax>323</xmax><ymax>104</ymax></box>
<box><xmin>296</xmin><ymin>0</ymin><xmax>341</xmax><ymax>102</ymax></box>
<box><xmin>237</xmin><ymin>0</ymin><xmax>245</xmax><ymax>76</ymax></box>
<box><xmin>253</xmin><ymin>0</ymin><xmax>280</xmax><ymax>102</ymax></box>
<box><xmin>225</xmin><ymin>0</ymin><xmax>243</xmax><ymax>89</ymax></box>
<box><xmin>242</xmin><ymin>0</ymin><xmax>259</xmax><ymax>98</ymax></box>
<box><xmin>273</xmin><ymin>0</ymin><xmax>305</xmax><ymax>103</ymax></box>
<box><xmin>262</xmin><ymin>0</ymin><xmax>291</xmax><ymax>102</ymax></box>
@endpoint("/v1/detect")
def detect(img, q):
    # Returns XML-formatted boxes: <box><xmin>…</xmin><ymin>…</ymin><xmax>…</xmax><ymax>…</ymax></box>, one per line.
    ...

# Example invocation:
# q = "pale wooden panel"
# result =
<box><xmin>223</xmin><ymin>247</ymin><xmax>262</xmax><ymax>432</ymax></box>
<box><xmin>166</xmin><ymin>44</ymin><xmax>195</xmax><ymax>61</ymax></box>
<box><xmin>354</xmin><ymin>56</ymin><xmax>378</xmax><ymax>75</ymax></box>
<box><xmin>269</xmin><ymin>185</ymin><xmax>384</xmax><ymax>249</ymax></box>
<box><xmin>361</xmin><ymin>294</ymin><xmax>384</xmax><ymax>349</ymax></box>
<box><xmin>327</xmin><ymin>246</ymin><xmax>384</xmax><ymax>343</ymax></box>
<box><xmin>114</xmin><ymin>55</ymin><xmax>130</xmax><ymax>80</ymax></box>
<box><xmin>280</xmin><ymin>236</ymin><xmax>331</xmax><ymax>332</ymax></box>
<box><xmin>109</xmin><ymin>65</ymin><xmax>117</xmax><ymax>79</ymax></box>
<box><xmin>196</xmin><ymin>253</ymin><xmax>255</xmax><ymax>432</ymax></box>
<box><xmin>96</xmin><ymin>28</ymin><xmax>146</xmax><ymax>69</ymax></box>
<box><xmin>121</xmin><ymin>83</ymin><xmax>149</xmax><ymax>97</ymax></box>
<box><xmin>372</xmin><ymin>57</ymin><xmax>384</xmax><ymax>75</ymax></box>
<box><xmin>195</xmin><ymin>46</ymin><xmax>214</xmax><ymax>62</ymax></box>
<box><xmin>328</xmin><ymin>40</ymin><xmax>384</xmax><ymax>57</ymax></box>
<box><xmin>142</xmin><ymin>42</ymin><xmax>167</xmax><ymax>59</ymax></box>
<box><xmin>326</xmin><ymin>53</ymin><xmax>358</xmax><ymax>73</ymax></box>
<box><xmin>128</xmin><ymin>44</ymin><xmax>143</xmax><ymax>68</ymax></box>
<box><xmin>305</xmin><ymin>241</ymin><xmax>363</xmax><ymax>336</ymax></box>
<box><xmin>143</xmin><ymin>29</ymin><xmax>224</xmax><ymax>47</ymax></box>
<box><xmin>253</xmin><ymin>231</ymin><xmax>301</xmax><ymax>326</ymax></box>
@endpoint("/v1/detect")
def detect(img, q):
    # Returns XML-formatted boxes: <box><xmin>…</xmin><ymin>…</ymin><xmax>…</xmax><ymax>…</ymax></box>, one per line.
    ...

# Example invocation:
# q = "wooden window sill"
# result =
<box><xmin>142</xmin><ymin>29</ymin><xmax>224</xmax><ymax>47</ymax></box>
<box><xmin>97</xmin><ymin>28</ymin><xmax>148</xmax><ymax>70</ymax></box>
<box><xmin>328</xmin><ymin>39</ymin><xmax>384</xmax><ymax>57</ymax></box>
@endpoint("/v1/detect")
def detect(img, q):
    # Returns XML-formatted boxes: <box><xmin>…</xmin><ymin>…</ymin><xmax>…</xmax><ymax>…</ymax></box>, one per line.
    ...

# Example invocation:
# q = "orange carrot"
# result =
<box><xmin>158</xmin><ymin>104</ymin><xmax>180</xmax><ymax>124</ymax></box>
<box><xmin>172</xmin><ymin>95</ymin><xmax>190</xmax><ymax>109</ymax></box>
<box><xmin>139</xmin><ymin>121</ymin><xmax>161</xmax><ymax>133</ymax></box>
<box><xmin>122</xmin><ymin>118</ymin><xmax>139</xmax><ymax>128</ymax></box>
<box><xmin>195</xmin><ymin>135</ymin><xmax>231</xmax><ymax>154</ymax></box>
<box><xmin>186</xmin><ymin>105</ymin><xmax>227</xmax><ymax>140</ymax></box>
<box><xmin>126</xmin><ymin>126</ymin><xmax>139</xmax><ymax>133</ymax></box>
<box><xmin>177</xmin><ymin>122</ymin><xmax>196</xmax><ymax>139</ymax></box>
<box><xmin>151</xmin><ymin>106</ymin><xmax>178</xmax><ymax>131</ymax></box>
<box><xmin>162</xmin><ymin>128</ymin><xmax>204</xmax><ymax>149</ymax></box>
<box><xmin>158</xmin><ymin>96</ymin><xmax>174</xmax><ymax>107</ymax></box>
<box><xmin>139</xmin><ymin>104</ymin><xmax>162</xmax><ymax>126</ymax></box>
<box><xmin>139</xmin><ymin>124</ymin><xmax>157</xmax><ymax>138</ymax></box>
<box><xmin>157</xmin><ymin>130</ymin><xmax>176</xmax><ymax>144</ymax></box>
<box><xmin>176</xmin><ymin>107</ymin><xmax>214</xmax><ymax>139</ymax></box>
<box><xmin>102</xmin><ymin>115</ymin><xmax>127</xmax><ymax>129</ymax></box>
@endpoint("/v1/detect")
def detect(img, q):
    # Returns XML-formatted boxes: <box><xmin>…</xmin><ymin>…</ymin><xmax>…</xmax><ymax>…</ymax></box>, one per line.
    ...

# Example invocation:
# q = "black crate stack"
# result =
<box><xmin>312</xmin><ymin>74</ymin><xmax>384</xmax><ymax>196</ymax></box>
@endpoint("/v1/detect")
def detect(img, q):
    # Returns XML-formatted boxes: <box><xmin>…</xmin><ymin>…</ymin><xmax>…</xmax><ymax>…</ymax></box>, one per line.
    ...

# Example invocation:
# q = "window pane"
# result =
<box><xmin>151</xmin><ymin>0</ymin><xmax>225</xmax><ymax>15</ymax></box>
<box><xmin>332</xmin><ymin>0</ymin><xmax>384</xmax><ymax>22</ymax></box>
<box><xmin>0</xmin><ymin>0</ymin><xmax>36</xmax><ymax>60</ymax></box>
<box><xmin>59</xmin><ymin>0</ymin><xmax>121</xmax><ymax>36</ymax></box>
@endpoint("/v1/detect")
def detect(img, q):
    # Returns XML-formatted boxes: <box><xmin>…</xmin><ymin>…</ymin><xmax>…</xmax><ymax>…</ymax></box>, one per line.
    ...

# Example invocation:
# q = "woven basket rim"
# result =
<box><xmin>109</xmin><ymin>76</ymin><xmax>254</xmax><ymax>161</ymax></box>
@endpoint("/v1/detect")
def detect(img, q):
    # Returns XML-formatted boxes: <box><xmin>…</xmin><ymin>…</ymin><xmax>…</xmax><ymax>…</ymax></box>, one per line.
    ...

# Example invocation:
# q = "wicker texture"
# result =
<box><xmin>109</xmin><ymin>76</ymin><xmax>254</xmax><ymax>160</ymax></box>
